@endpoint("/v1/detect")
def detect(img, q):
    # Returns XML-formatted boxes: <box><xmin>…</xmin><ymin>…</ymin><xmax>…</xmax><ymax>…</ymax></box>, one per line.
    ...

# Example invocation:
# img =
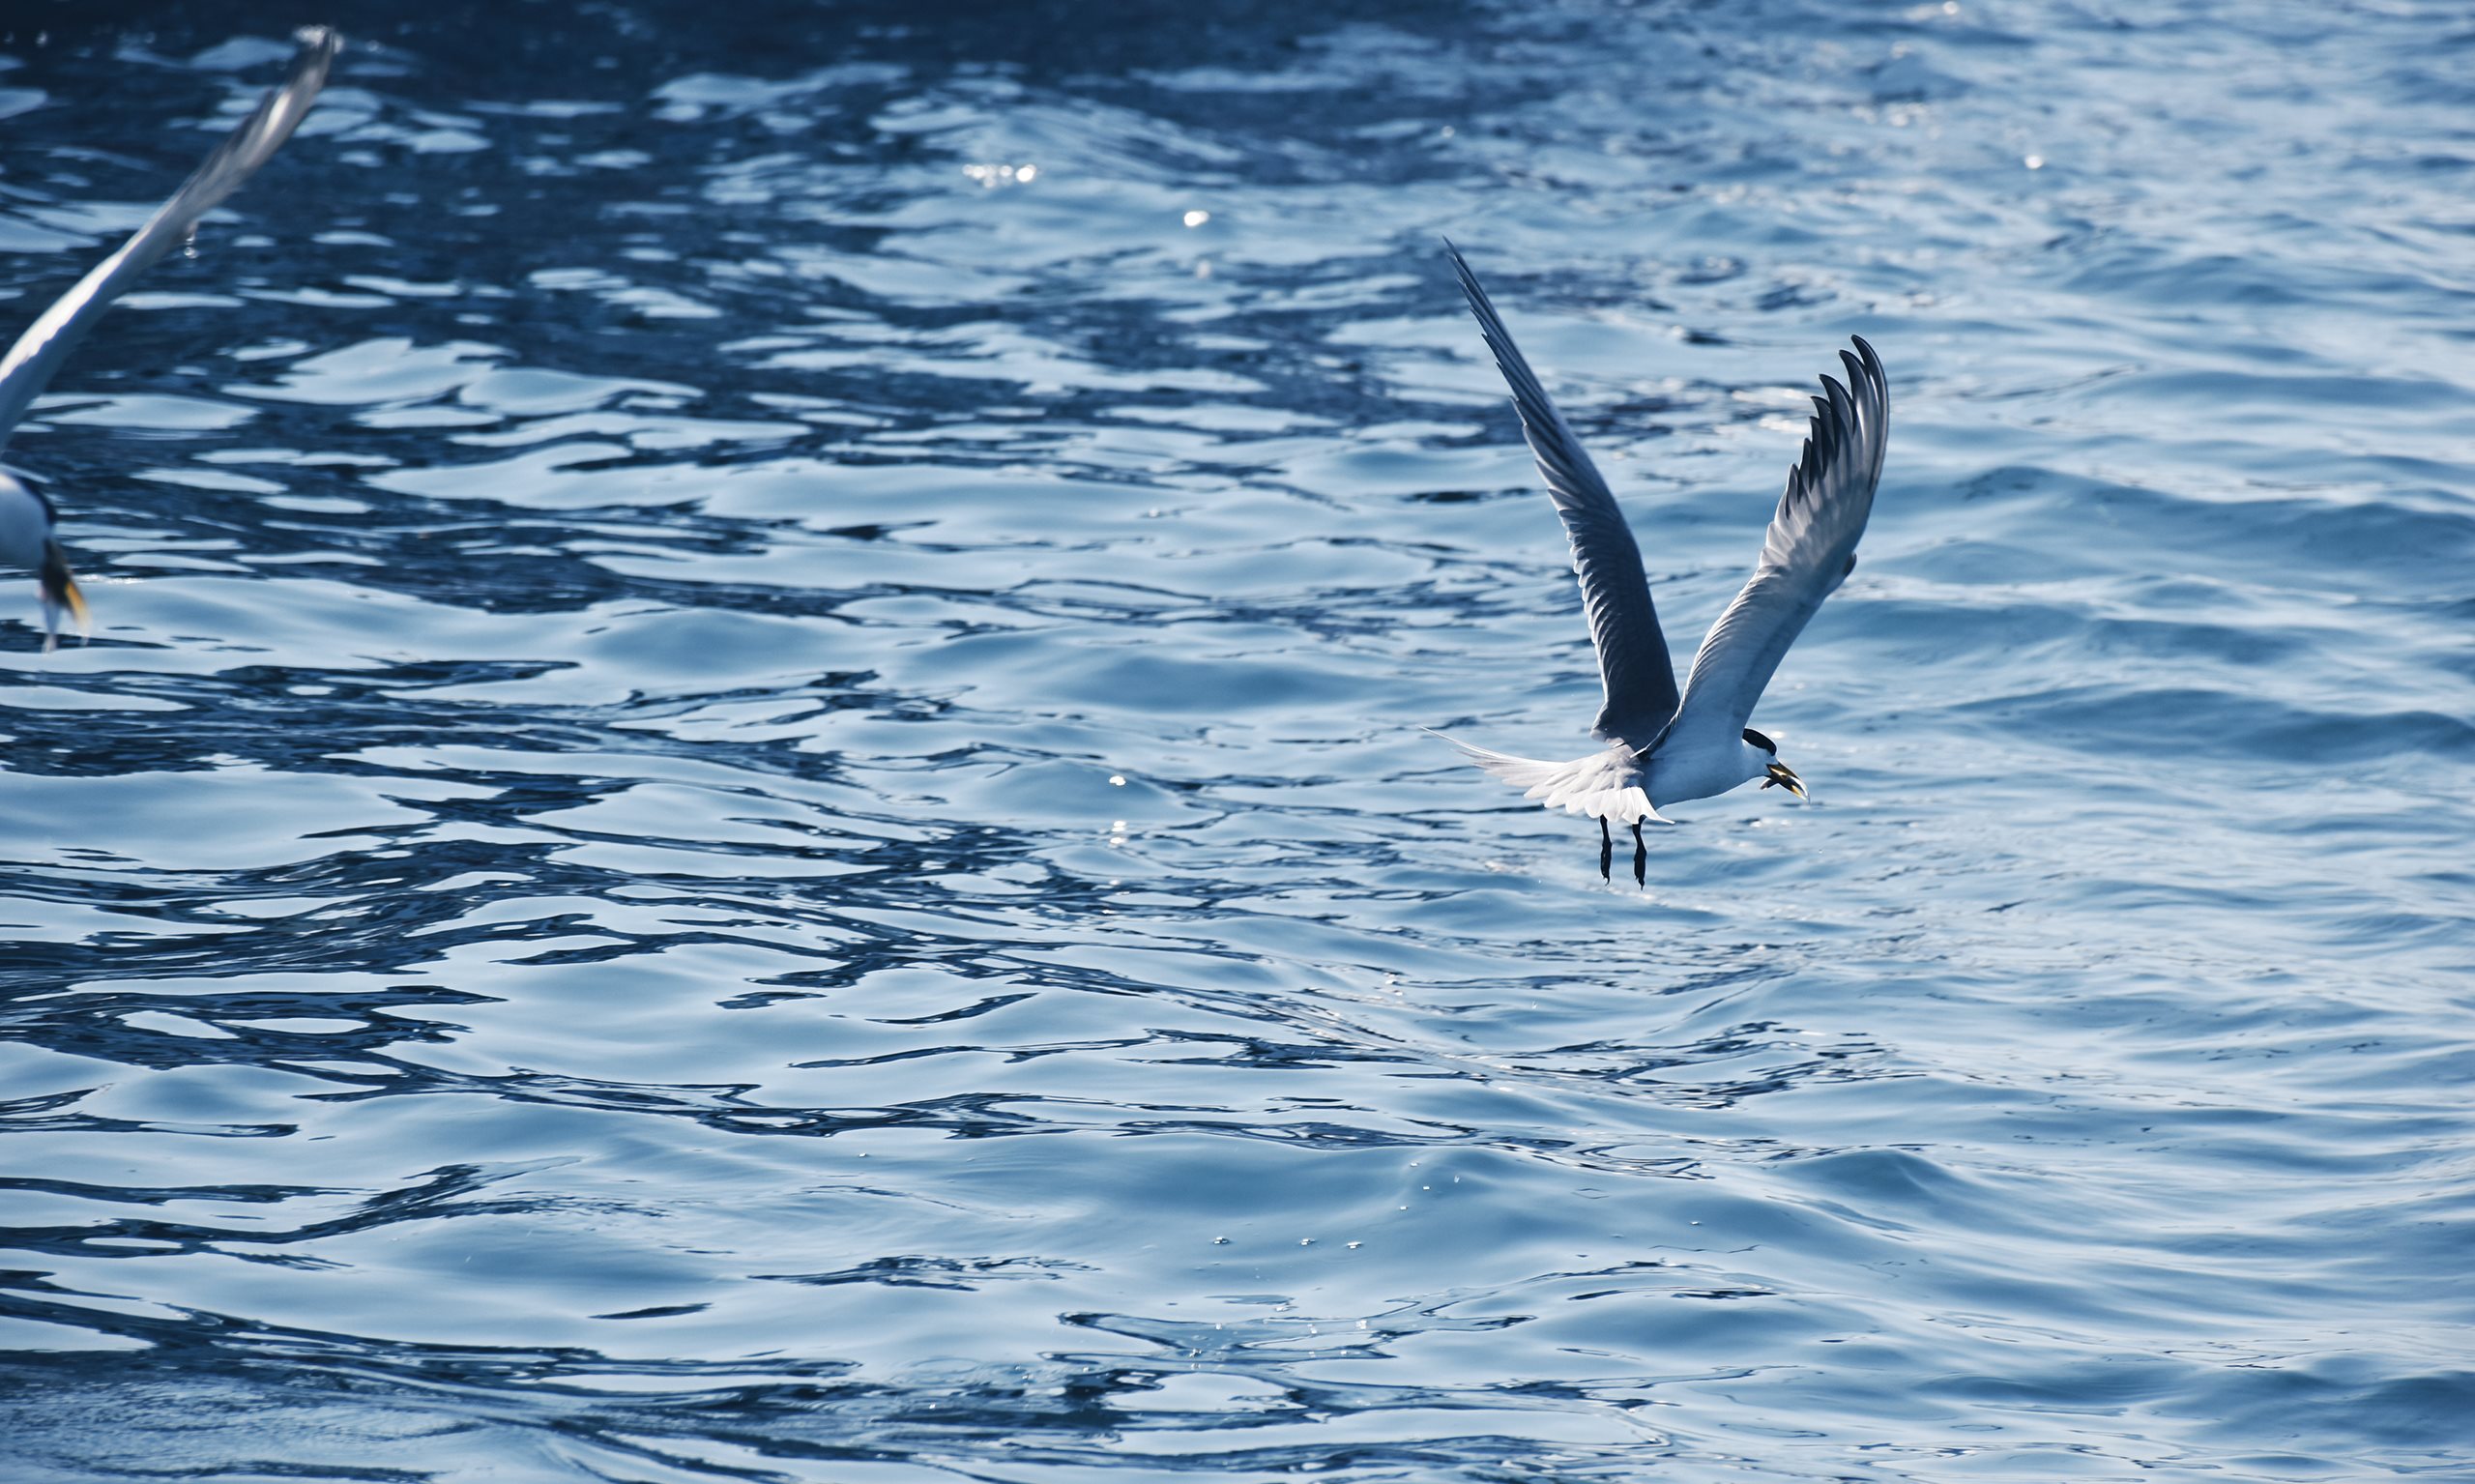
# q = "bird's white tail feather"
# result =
<box><xmin>1425</xmin><ymin>730</ymin><xmax>1669</xmax><ymax>824</ymax></box>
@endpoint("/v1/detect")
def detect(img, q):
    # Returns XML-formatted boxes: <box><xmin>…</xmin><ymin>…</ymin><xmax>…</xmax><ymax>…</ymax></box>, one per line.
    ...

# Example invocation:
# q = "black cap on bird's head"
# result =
<box><xmin>1745</xmin><ymin>727</ymin><xmax>1807</xmax><ymax>800</ymax></box>
<box><xmin>40</xmin><ymin>539</ymin><xmax>89</xmax><ymax>655</ymax></box>
<box><xmin>3</xmin><ymin>476</ymin><xmax>88</xmax><ymax>652</ymax></box>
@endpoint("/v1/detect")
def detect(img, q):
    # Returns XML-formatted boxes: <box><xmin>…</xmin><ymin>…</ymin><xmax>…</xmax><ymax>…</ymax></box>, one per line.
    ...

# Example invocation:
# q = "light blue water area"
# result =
<box><xmin>2</xmin><ymin>3</ymin><xmax>2470</xmax><ymax>1480</ymax></box>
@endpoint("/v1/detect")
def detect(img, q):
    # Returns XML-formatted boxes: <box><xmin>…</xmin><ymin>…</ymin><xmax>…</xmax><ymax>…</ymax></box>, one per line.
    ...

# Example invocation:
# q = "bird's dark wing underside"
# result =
<box><xmin>1448</xmin><ymin>245</ymin><xmax>1679</xmax><ymax>743</ymax></box>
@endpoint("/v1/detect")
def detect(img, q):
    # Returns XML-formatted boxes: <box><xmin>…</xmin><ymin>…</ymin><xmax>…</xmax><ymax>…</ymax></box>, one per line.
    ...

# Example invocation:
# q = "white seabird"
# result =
<box><xmin>0</xmin><ymin>27</ymin><xmax>340</xmax><ymax>652</ymax></box>
<box><xmin>1436</xmin><ymin>245</ymin><xmax>1890</xmax><ymax>883</ymax></box>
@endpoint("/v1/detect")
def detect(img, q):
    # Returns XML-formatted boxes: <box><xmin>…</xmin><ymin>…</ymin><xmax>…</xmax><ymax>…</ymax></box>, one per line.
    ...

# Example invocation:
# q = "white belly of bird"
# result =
<box><xmin>1646</xmin><ymin>745</ymin><xmax>1754</xmax><ymax>810</ymax></box>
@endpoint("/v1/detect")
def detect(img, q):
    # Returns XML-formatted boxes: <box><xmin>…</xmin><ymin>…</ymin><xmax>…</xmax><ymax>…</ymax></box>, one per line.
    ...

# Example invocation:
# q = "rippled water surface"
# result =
<box><xmin>4</xmin><ymin>3</ymin><xmax>2472</xmax><ymax>1480</ymax></box>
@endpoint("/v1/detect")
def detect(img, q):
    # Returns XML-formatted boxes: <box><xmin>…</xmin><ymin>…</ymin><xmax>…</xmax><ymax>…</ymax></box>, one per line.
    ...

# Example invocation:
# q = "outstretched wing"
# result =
<box><xmin>1447</xmin><ymin>244</ymin><xmax>1679</xmax><ymax>744</ymax></box>
<box><xmin>1661</xmin><ymin>336</ymin><xmax>1889</xmax><ymax>752</ymax></box>
<box><xmin>0</xmin><ymin>27</ymin><xmax>340</xmax><ymax>452</ymax></box>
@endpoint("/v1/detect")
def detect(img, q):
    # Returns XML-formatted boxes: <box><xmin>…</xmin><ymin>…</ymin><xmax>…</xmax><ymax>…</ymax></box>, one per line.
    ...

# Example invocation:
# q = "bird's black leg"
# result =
<box><xmin>1598</xmin><ymin>816</ymin><xmax>1613</xmax><ymax>881</ymax></box>
<box><xmin>1631</xmin><ymin>819</ymin><xmax>1646</xmax><ymax>887</ymax></box>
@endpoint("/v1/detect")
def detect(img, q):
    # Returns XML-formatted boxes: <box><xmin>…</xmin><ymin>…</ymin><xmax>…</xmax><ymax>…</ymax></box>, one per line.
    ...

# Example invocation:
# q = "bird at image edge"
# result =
<box><xmin>1434</xmin><ymin>244</ymin><xmax>1890</xmax><ymax>884</ymax></box>
<box><xmin>0</xmin><ymin>27</ymin><xmax>340</xmax><ymax>653</ymax></box>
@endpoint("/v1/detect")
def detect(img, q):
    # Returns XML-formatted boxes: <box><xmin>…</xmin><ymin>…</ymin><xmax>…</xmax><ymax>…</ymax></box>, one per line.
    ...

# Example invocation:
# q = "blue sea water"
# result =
<box><xmin>1</xmin><ymin>2</ymin><xmax>2470</xmax><ymax>1480</ymax></box>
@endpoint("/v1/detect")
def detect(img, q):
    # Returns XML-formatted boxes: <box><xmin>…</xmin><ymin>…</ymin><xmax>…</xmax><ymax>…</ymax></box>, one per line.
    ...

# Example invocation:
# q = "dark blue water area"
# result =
<box><xmin>1</xmin><ymin>1</ymin><xmax>2471</xmax><ymax>1479</ymax></box>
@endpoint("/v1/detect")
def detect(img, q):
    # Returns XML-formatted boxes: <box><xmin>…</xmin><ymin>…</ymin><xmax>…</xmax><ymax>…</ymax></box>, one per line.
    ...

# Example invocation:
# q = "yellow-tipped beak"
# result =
<box><xmin>1762</xmin><ymin>762</ymin><xmax>1806</xmax><ymax>800</ymax></box>
<box><xmin>41</xmin><ymin>539</ymin><xmax>90</xmax><ymax>654</ymax></box>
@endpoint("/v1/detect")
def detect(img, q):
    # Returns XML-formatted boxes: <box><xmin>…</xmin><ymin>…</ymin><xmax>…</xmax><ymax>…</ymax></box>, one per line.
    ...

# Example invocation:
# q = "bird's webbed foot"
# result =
<box><xmin>1631</xmin><ymin>819</ymin><xmax>1646</xmax><ymax>888</ymax></box>
<box><xmin>1598</xmin><ymin>816</ymin><xmax>1613</xmax><ymax>882</ymax></box>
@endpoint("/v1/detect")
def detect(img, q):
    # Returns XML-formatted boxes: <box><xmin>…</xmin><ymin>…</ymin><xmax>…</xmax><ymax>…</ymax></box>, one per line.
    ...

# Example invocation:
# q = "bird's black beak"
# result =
<box><xmin>40</xmin><ymin>538</ymin><xmax>90</xmax><ymax>654</ymax></box>
<box><xmin>1762</xmin><ymin>761</ymin><xmax>1806</xmax><ymax>800</ymax></box>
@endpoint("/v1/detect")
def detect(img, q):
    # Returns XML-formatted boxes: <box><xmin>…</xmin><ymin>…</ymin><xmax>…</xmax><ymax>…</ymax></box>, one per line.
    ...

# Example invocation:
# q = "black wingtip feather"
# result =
<box><xmin>1820</xmin><ymin>372</ymin><xmax>1853</xmax><ymax>433</ymax></box>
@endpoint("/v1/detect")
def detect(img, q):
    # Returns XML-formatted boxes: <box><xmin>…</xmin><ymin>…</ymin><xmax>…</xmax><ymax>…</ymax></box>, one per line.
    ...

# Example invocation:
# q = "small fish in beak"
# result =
<box><xmin>1762</xmin><ymin>761</ymin><xmax>1806</xmax><ymax>800</ymax></box>
<box><xmin>39</xmin><ymin>538</ymin><xmax>90</xmax><ymax>654</ymax></box>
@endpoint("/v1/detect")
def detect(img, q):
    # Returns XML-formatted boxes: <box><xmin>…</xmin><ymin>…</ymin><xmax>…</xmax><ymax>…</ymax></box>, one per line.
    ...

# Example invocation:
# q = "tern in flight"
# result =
<box><xmin>0</xmin><ymin>28</ymin><xmax>340</xmax><ymax>651</ymax></box>
<box><xmin>1436</xmin><ymin>245</ymin><xmax>1889</xmax><ymax>884</ymax></box>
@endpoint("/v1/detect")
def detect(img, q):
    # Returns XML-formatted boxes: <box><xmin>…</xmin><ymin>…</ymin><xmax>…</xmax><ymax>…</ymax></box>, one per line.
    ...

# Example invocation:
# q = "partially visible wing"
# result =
<box><xmin>1447</xmin><ymin>244</ymin><xmax>1679</xmax><ymax>744</ymax></box>
<box><xmin>0</xmin><ymin>27</ymin><xmax>340</xmax><ymax>452</ymax></box>
<box><xmin>1661</xmin><ymin>336</ymin><xmax>1889</xmax><ymax>751</ymax></box>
